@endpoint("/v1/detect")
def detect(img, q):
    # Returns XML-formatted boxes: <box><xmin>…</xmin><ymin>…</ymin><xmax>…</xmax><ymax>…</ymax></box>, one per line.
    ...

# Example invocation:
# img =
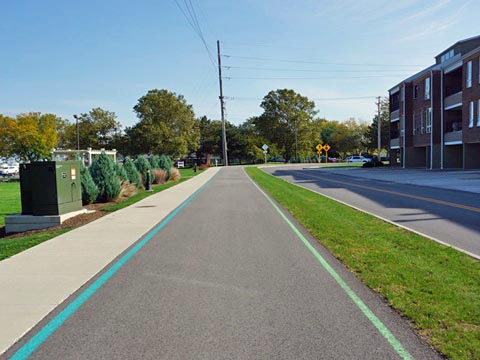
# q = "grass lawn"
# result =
<box><xmin>246</xmin><ymin>166</ymin><xmax>480</xmax><ymax>360</ymax></box>
<box><xmin>0</xmin><ymin>182</ymin><xmax>21</xmax><ymax>226</ymax></box>
<box><xmin>0</xmin><ymin>167</ymin><xmax>203</xmax><ymax>260</ymax></box>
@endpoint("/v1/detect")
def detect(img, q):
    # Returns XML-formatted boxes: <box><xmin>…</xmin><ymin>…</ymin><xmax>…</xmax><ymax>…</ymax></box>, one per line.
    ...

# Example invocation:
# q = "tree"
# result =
<box><xmin>254</xmin><ymin>89</ymin><xmax>318</xmax><ymax>162</ymax></box>
<box><xmin>366</xmin><ymin>97</ymin><xmax>390</xmax><ymax>153</ymax></box>
<box><xmin>89</xmin><ymin>152</ymin><xmax>121</xmax><ymax>202</ymax></box>
<box><xmin>197</xmin><ymin>116</ymin><xmax>222</xmax><ymax>164</ymax></box>
<box><xmin>75</xmin><ymin>108</ymin><xmax>121</xmax><ymax>150</ymax></box>
<box><xmin>130</xmin><ymin>89</ymin><xmax>200</xmax><ymax>157</ymax></box>
<box><xmin>123</xmin><ymin>157</ymin><xmax>141</xmax><ymax>187</ymax></box>
<box><xmin>0</xmin><ymin>113</ymin><xmax>58</xmax><ymax>162</ymax></box>
<box><xmin>80</xmin><ymin>163</ymin><xmax>99</xmax><ymax>205</ymax></box>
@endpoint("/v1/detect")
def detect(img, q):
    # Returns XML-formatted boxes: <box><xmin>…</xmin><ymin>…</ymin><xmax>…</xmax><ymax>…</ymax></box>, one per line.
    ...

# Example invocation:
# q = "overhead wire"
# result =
<box><xmin>222</xmin><ymin>54</ymin><xmax>426</xmax><ymax>68</ymax></box>
<box><xmin>172</xmin><ymin>0</ymin><xmax>217</xmax><ymax>71</ymax></box>
<box><xmin>222</xmin><ymin>65</ymin><xmax>415</xmax><ymax>74</ymax></box>
<box><xmin>224</xmin><ymin>75</ymin><xmax>407</xmax><ymax>80</ymax></box>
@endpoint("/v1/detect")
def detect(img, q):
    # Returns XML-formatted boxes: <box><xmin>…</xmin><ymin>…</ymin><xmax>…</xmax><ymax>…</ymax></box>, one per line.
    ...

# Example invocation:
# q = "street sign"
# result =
<box><xmin>262</xmin><ymin>144</ymin><xmax>269</xmax><ymax>151</ymax></box>
<box><xmin>323</xmin><ymin>144</ymin><xmax>331</xmax><ymax>152</ymax></box>
<box><xmin>316</xmin><ymin>144</ymin><xmax>323</xmax><ymax>151</ymax></box>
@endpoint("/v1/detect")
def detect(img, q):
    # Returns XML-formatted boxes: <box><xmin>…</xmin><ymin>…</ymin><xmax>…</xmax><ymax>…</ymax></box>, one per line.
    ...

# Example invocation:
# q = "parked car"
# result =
<box><xmin>0</xmin><ymin>164</ymin><xmax>19</xmax><ymax>176</ymax></box>
<box><xmin>347</xmin><ymin>156</ymin><xmax>371</xmax><ymax>163</ymax></box>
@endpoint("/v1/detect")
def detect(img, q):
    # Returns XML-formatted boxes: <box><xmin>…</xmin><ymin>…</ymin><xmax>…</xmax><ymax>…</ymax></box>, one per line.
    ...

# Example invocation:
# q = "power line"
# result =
<box><xmin>224</xmin><ymin>95</ymin><xmax>378</xmax><ymax>101</ymax></box>
<box><xmin>222</xmin><ymin>54</ymin><xmax>426</xmax><ymax>67</ymax></box>
<box><xmin>222</xmin><ymin>65</ymin><xmax>414</xmax><ymax>74</ymax></box>
<box><xmin>172</xmin><ymin>0</ymin><xmax>216</xmax><ymax>70</ymax></box>
<box><xmin>224</xmin><ymin>75</ymin><xmax>406</xmax><ymax>80</ymax></box>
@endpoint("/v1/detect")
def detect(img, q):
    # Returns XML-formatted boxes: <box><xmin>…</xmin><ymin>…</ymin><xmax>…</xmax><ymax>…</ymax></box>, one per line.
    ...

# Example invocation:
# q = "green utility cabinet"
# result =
<box><xmin>20</xmin><ymin>161</ymin><xmax>82</xmax><ymax>216</ymax></box>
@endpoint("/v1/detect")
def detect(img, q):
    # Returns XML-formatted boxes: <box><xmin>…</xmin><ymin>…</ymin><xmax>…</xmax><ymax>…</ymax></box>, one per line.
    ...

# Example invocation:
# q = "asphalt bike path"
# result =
<box><xmin>4</xmin><ymin>167</ymin><xmax>439</xmax><ymax>359</ymax></box>
<box><xmin>264</xmin><ymin>167</ymin><xmax>480</xmax><ymax>259</ymax></box>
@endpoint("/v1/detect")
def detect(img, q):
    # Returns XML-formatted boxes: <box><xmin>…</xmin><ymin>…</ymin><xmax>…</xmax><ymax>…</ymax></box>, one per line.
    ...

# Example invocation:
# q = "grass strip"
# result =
<box><xmin>0</xmin><ymin>182</ymin><xmax>21</xmax><ymax>226</ymax></box>
<box><xmin>246</xmin><ymin>166</ymin><xmax>480</xmax><ymax>360</ymax></box>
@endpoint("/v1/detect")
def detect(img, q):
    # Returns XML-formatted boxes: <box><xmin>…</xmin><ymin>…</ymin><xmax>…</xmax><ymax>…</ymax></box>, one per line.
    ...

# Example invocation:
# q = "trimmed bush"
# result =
<box><xmin>89</xmin><ymin>152</ymin><xmax>121</xmax><ymax>202</ymax></box>
<box><xmin>80</xmin><ymin>163</ymin><xmax>99</xmax><ymax>205</ymax></box>
<box><xmin>135</xmin><ymin>155</ymin><xmax>154</xmax><ymax>188</ymax></box>
<box><xmin>158</xmin><ymin>155</ymin><xmax>173</xmax><ymax>180</ymax></box>
<box><xmin>150</xmin><ymin>155</ymin><xmax>160</xmax><ymax>169</ymax></box>
<box><xmin>115</xmin><ymin>162</ymin><xmax>129</xmax><ymax>184</ymax></box>
<box><xmin>123</xmin><ymin>157</ymin><xmax>141</xmax><ymax>187</ymax></box>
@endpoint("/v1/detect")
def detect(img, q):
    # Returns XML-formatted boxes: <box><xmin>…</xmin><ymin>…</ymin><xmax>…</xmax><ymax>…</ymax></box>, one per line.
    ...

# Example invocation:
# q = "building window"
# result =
<box><xmin>401</xmin><ymin>86</ymin><xmax>405</xmax><ymax>101</ymax></box>
<box><xmin>466</xmin><ymin>61</ymin><xmax>472</xmax><ymax>88</ymax></box>
<box><xmin>469</xmin><ymin>101</ymin><xmax>474</xmax><ymax>127</ymax></box>
<box><xmin>424</xmin><ymin>77</ymin><xmax>430</xmax><ymax>100</ymax></box>
<box><xmin>421</xmin><ymin>111</ymin><xmax>424</xmax><ymax>134</ymax></box>
<box><xmin>413</xmin><ymin>85</ymin><xmax>418</xmax><ymax>99</ymax></box>
<box><xmin>478</xmin><ymin>100</ymin><xmax>480</xmax><ymax>126</ymax></box>
<box><xmin>426</xmin><ymin>108</ymin><xmax>432</xmax><ymax>133</ymax></box>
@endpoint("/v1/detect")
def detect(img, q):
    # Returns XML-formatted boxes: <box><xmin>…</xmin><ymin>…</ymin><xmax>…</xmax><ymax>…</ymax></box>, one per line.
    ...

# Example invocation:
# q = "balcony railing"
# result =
<box><xmin>390</xmin><ymin>109</ymin><xmax>400</xmax><ymax>121</ymax></box>
<box><xmin>444</xmin><ymin>91</ymin><xmax>462</xmax><ymax>109</ymax></box>
<box><xmin>444</xmin><ymin>130</ymin><xmax>462</xmax><ymax>143</ymax></box>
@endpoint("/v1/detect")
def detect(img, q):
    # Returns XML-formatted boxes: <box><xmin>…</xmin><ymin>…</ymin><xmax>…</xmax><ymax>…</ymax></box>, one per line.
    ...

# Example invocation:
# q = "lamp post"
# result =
<box><xmin>73</xmin><ymin>114</ymin><xmax>80</xmax><ymax>151</ymax></box>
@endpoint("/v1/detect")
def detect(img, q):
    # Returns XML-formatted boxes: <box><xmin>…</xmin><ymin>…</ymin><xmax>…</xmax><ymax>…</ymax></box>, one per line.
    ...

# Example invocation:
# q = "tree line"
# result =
<box><xmin>0</xmin><ymin>88</ymin><xmax>389</xmax><ymax>163</ymax></box>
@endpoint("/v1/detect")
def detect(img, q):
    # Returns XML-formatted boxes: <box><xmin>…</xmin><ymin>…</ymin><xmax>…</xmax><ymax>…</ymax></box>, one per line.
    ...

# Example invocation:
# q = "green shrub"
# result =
<box><xmin>158</xmin><ymin>155</ymin><xmax>173</xmax><ymax>180</ymax></box>
<box><xmin>135</xmin><ymin>155</ymin><xmax>154</xmax><ymax>188</ymax></box>
<box><xmin>89</xmin><ymin>152</ymin><xmax>121</xmax><ymax>202</ymax></box>
<box><xmin>80</xmin><ymin>163</ymin><xmax>99</xmax><ymax>205</ymax></box>
<box><xmin>123</xmin><ymin>158</ymin><xmax>141</xmax><ymax>187</ymax></box>
<box><xmin>114</xmin><ymin>162</ymin><xmax>129</xmax><ymax>184</ymax></box>
<box><xmin>150</xmin><ymin>155</ymin><xmax>160</xmax><ymax>169</ymax></box>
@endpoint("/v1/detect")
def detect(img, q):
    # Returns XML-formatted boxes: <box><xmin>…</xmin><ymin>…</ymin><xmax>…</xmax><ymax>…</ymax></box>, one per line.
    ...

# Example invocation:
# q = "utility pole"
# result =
<box><xmin>217</xmin><ymin>40</ymin><xmax>228</xmax><ymax>166</ymax></box>
<box><xmin>376</xmin><ymin>96</ymin><xmax>381</xmax><ymax>161</ymax></box>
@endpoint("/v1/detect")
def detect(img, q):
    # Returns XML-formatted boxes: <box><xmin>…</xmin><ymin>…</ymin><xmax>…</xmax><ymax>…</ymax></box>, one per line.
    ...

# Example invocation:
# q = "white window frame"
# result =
<box><xmin>421</xmin><ymin>111</ymin><xmax>424</xmax><ymax>134</ymax></box>
<box><xmin>426</xmin><ymin>108</ymin><xmax>432</xmax><ymax>133</ymax></box>
<box><xmin>466</xmin><ymin>61</ymin><xmax>472</xmax><ymax>88</ymax></box>
<box><xmin>478</xmin><ymin>100</ymin><xmax>480</xmax><ymax>126</ymax></box>
<box><xmin>469</xmin><ymin>101</ymin><xmax>474</xmax><ymax>128</ymax></box>
<box><xmin>424</xmin><ymin>77</ymin><xmax>430</xmax><ymax>100</ymax></box>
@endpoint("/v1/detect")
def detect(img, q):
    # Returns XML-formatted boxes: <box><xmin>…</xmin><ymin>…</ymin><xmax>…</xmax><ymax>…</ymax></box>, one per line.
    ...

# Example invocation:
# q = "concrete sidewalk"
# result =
<box><xmin>0</xmin><ymin>167</ymin><xmax>221</xmax><ymax>355</ymax></box>
<box><xmin>302</xmin><ymin>166</ymin><xmax>480</xmax><ymax>194</ymax></box>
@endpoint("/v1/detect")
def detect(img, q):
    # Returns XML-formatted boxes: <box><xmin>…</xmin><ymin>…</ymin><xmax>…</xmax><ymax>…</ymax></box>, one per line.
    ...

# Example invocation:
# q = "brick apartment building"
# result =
<box><xmin>389</xmin><ymin>35</ymin><xmax>480</xmax><ymax>169</ymax></box>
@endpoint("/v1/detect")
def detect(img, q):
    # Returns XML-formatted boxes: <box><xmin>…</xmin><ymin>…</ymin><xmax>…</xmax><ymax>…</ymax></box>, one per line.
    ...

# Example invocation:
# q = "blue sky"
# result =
<box><xmin>1</xmin><ymin>0</ymin><xmax>478</xmax><ymax>129</ymax></box>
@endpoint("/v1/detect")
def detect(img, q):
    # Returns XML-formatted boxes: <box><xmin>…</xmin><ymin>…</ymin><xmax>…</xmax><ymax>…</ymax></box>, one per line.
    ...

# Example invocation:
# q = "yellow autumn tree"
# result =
<box><xmin>0</xmin><ymin>113</ymin><xmax>58</xmax><ymax>162</ymax></box>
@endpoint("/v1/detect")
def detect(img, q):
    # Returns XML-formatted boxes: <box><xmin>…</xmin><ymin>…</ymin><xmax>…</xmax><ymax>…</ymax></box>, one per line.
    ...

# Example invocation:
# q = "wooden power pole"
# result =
<box><xmin>217</xmin><ymin>40</ymin><xmax>228</xmax><ymax>166</ymax></box>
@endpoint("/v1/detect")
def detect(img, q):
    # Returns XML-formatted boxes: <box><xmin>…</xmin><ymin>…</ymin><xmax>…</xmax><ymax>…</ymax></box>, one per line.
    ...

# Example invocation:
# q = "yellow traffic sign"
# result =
<box><xmin>316</xmin><ymin>144</ymin><xmax>323</xmax><ymax>151</ymax></box>
<box><xmin>323</xmin><ymin>144</ymin><xmax>331</xmax><ymax>152</ymax></box>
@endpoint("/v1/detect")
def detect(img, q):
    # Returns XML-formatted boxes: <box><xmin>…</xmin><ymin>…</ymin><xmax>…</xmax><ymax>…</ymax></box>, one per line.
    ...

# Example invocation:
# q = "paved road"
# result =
<box><xmin>4</xmin><ymin>167</ymin><xmax>438</xmax><ymax>359</ymax></box>
<box><xmin>264</xmin><ymin>166</ymin><xmax>480</xmax><ymax>259</ymax></box>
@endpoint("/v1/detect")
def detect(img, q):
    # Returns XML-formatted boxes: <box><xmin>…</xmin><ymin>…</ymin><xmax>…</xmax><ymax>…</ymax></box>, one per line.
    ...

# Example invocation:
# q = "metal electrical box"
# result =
<box><xmin>20</xmin><ymin>161</ymin><xmax>82</xmax><ymax>216</ymax></box>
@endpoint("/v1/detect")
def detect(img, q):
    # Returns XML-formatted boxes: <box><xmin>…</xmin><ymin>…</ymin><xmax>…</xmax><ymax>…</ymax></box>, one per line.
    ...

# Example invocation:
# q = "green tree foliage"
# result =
<box><xmin>158</xmin><ymin>154</ymin><xmax>173</xmax><ymax>180</ymax></box>
<box><xmin>57</xmin><ymin>108</ymin><xmax>122</xmax><ymax>150</ymax></box>
<box><xmin>89</xmin><ymin>152</ymin><xmax>121</xmax><ymax>202</ymax></box>
<box><xmin>254</xmin><ymin>89</ymin><xmax>318</xmax><ymax>162</ymax></box>
<box><xmin>197</xmin><ymin>116</ymin><xmax>222</xmax><ymax>162</ymax></box>
<box><xmin>80</xmin><ymin>163</ymin><xmax>99</xmax><ymax>205</ymax></box>
<box><xmin>135</xmin><ymin>155</ymin><xmax>154</xmax><ymax>187</ymax></box>
<box><xmin>318</xmin><ymin>118</ymin><xmax>368</xmax><ymax>157</ymax></box>
<box><xmin>150</xmin><ymin>155</ymin><xmax>160</xmax><ymax>169</ymax></box>
<box><xmin>0</xmin><ymin>113</ymin><xmax>58</xmax><ymax>162</ymax></box>
<box><xmin>123</xmin><ymin>157</ymin><xmax>141</xmax><ymax>187</ymax></box>
<box><xmin>114</xmin><ymin>162</ymin><xmax>129</xmax><ymax>184</ymax></box>
<box><xmin>128</xmin><ymin>89</ymin><xmax>200</xmax><ymax>157</ymax></box>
